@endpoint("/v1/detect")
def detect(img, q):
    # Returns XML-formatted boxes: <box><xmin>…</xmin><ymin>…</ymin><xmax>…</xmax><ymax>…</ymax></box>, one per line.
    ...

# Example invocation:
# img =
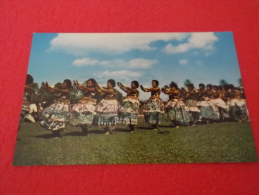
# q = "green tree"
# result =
<box><xmin>238</xmin><ymin>78</ymin><xmax>243</xmax><ymax>87</ymax></box>
<box><xmin>219</xmin><ymin>79</ymin><xmax>228</xmax><ymax>86</ymax></box>
<box><xmin>184</xmin><ymin>79</ymin><xmax>193</xmax><ymax>87</ymax></box>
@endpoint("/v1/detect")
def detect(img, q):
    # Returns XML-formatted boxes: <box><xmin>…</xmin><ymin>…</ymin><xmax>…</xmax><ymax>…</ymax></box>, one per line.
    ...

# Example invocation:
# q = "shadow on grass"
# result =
<box><xmin>136</xmin><ymin>126</ymin><xmax>155</xmax><ymax>131</ymax></box>
<box><xmin>34</xmin><ymin>134</ymin><xmax>57</xmax><ymax>139</ymax></box>
<box><xmin>114</xmin><ymin>128</ymin><xmax>131</xmax><ymax>133</ymax></box>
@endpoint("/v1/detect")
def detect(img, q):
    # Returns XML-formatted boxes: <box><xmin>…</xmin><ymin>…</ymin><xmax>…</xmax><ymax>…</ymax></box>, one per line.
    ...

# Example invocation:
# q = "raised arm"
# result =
<box><xmin>140</xmin><ymin>85</ymin><xmax>160</xmax><ymax>93</ymax></box>
<box><xmin>95</xmin><ymin>83</ymin><xmax>115</xmax><ymax>94</ymax></box>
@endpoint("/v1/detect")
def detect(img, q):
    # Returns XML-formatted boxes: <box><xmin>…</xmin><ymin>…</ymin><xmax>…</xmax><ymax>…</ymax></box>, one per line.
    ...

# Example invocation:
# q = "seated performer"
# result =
<box><xmin>117</xmin><ymin>80</ymin><xmax>140</xmax><ymax>132</ymax></box>
<box><xmin>140</xmin><ymin>80</ymin><xmax>164</xmax><ymax>130</ymax></box>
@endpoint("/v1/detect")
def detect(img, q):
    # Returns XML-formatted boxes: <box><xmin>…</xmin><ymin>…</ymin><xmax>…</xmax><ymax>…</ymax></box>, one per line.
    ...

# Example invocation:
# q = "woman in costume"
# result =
<box><xmin>196</xmin><ymin>84</ymin><xmax>219</xmax><ymax>123</ymax></box>
<box><xmin>162</xmin><ymin>82</ymin><xmax>191</xmax><ymax>127</ymax></box>
<box><xmin>40</xmin><ymin>79</ymin><xmax>72</xmax><ymax>138</ymax></box>
<box><xmin>69</xmin><ymin>79</ymin><xmax>97</xmax><ymax>135</ymax></box>
<box><xmin>140</xmin><ymin>80</ymin><xmax>164</xmax><ymax>130</ymax></box>
<box><xmin>181</xmin><ymin>83</ymin><xmax>200</xmax><ymax>125</ymax></box>
<box><xmin>93</xmin><ymin>79</ymin><xmax>120</xmax><ymax>135</ymax></box>
<box><xmin>19</xmin><ymin>74</ymin><xmax>34</xmax><ymax>130</ymax></box>
<box><xmin>229</xmin><ymin>87</ymin><xmax>249</xmax><ymax>122</ymax></box>
<box><xmin>212</xmin><ymin>86</ymin><xmax>230</xmax><ymax>121</ymax></box>
<box><xmin>117</xmin><ymin>80</ymin><xmax>140</xmax><ymax>132</ymax></box>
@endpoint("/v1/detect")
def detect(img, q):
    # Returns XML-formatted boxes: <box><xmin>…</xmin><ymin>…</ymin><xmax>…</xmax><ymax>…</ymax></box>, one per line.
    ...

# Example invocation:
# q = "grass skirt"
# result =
<box><xmin>69</xmin><ymin>97</ymin><xmax>96</xmax><ymax>126</ymax></box>
<box><xmin>20</xmin><ymin>96</ymin><xmax>31</xmax><ymax>124</ymax></box>
<box><xmin>142</xmin><ymin>98</ymin><xmax>164</xmax><ymax>125</ymax></box>
<box><xmin>41</xmin><ymin>98</ymin><xmax>70</xmax><ymax>131</ymax></box>
<box><xmin>164</xmin><ymin>99</ymin><xmax>191</xmax><ymax>125</ymax></box>
<box><xmin>118</xmin><ymin>97</ymin><xmax>140</xmax><ymax>125</ymax></box>
<box><xmin>93</xmin><ymin>99</ymin><xmax>119</xmax><ymax>126</ymax></box>
<box><xmin>197</xmin><ymin>100</ymin><xmax>219</xmax><ymax>120</ymax></box>
<box><xmin>184</xmin><ymin>100</ymin><xmax>200</xmax><ymax>112</ymax></box>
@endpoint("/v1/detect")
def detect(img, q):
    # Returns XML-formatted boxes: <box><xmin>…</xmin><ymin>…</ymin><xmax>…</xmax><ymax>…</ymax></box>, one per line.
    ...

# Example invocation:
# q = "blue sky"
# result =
<box><xmin>27</xmin><ymin>32</ymin><xmax>241</xmax><ymax>100</ymax></box>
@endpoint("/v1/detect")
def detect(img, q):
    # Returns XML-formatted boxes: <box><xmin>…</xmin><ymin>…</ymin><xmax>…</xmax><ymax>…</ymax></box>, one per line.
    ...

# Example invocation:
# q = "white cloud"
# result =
<box><xmin>163</xmin><ymin>32</ymin><xmax>218</xmax><ymax>54</ymax></box>
<box><xmin>96</xmin><ymin>70</ymin><xmax>142</xmax><ymax>79</ymax></box>
<box><xmin>128</xmin><ymin>58</ymin><xmax>158</xmax><ymax>68</ymax></box>
<box><xmin>195</xmin><ymin>60</ymin><xmax>203</xmax><ymax>66</ymax></box>
<box><xmin>72</xmin><ymin>57</ymin><xmax>158</xmax><ymax>69</ymax></box>
<box><xmin>179</xmin><ymin>59</ymin><xmax>188</xmax><ymax>65</ymax></box>
<box><xmin>49</xmin><ymin>33</ymin><xmax>190</xmax><ymax>55</ymax></box>
<box><xmin>73</xmin><ymin>58</ymin><xmax>99</xmax><ymax>67</ymax></box>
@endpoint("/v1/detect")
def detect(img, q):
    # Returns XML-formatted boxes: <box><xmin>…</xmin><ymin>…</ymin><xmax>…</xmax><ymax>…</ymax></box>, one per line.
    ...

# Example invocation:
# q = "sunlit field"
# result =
<box><xmin>13</xmin><ymin>117</ymin><xmax>258</xmax><ymax>166</ymax></box>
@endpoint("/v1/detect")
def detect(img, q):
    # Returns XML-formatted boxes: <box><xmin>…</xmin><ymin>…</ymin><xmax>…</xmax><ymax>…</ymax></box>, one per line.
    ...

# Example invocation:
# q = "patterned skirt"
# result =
<box><xmin>20</xmin><ymin>96</ymin><xmax>31</xmax><ymax>123</ymax></box>
<box><xmin>142</xmin><ymin>98</ymin><xmax>164</xmax><ymax>124</ymax></box>
<box><xmin>210</xmin><ymin>98</ymin><xmax>230</xmax><ymax>119</ymax></box>
<box><xmin>69</xmin><ymin>97</ymin><xmax>96</xmax><ymax>126</ymax></box>
<box><xmin>197</xmin><ymin>100</ymin><xmax>219</xmax><ymax>120</ymax></box>
<box><xmin>93</xmin><ymin>99</ymin><xmax>119</xmax><ymax>126</ymax></box>
<box><xmin>41</xmin><ymin>98</ymin><xmax>70</xmax><ymax>131</ymax></box>
<box><xmin>118</xmin><ymin>97</ymin><xmax>140</xmax><ymax>125</ymax></box>
<box><xmin>184</xmin><ymin>100</ymin><xmax>200</xmax><ymax>112</ymax></box>
<box><xmin>164</xmin><ymin>99</ymin><xmax>191</xmax><ymax>125</ymax></box>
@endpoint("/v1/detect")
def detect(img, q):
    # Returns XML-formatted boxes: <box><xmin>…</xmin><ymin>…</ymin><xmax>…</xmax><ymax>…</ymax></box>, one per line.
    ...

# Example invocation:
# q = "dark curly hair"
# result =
<box><xmin>170</xmin><ymin>81</ymin><xmax>178</xmax><ymax>89</ymax></box>
<box><xmin>26</xmin><ymin>74</ymin><xmax>34</xmax><ymax>85</ymax></box>
<box><xmin>212</xmin><ymin>85</ymin><xmax>218</xmax><ymax>90</ymax></box>
<box><xmin>108</xmin><ymin>79</ymin><xmax>116</xmax><ymax>87</ymax></box>
<box><xmin>187</xmin><ymin>83</ymin><xmax>194</xmax><ymax>89</ymax></box>
<box><xmin>152</xmin><ymin>80</ymin><xmax>159</xmax><ymax>86</ymax></box>
<box><xmin>131</xmin><ymin>80</ymin><xmax>139</xmax><ymax>88</ymax></box>
<box><xmin>206</xmin><ymin>84</ymin><xmax>212</xmax><ymax>89</ymax></box>
<box><xmin>199</xmin><ymin>83</ymin><xmax>205</xmax><ymax>88</ymax></box>
<box><xmin>87</xmin><ymin>78</ymin><xmax>96</xmax><ymax>86</ymax></box>
<box><xmin>64</xmin><ymin>79</ymin><xmax>72</xmax><ymax>89</ymax></box>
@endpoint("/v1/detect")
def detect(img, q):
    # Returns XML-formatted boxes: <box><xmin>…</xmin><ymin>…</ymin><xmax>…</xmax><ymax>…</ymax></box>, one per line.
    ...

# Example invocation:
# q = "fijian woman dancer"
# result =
<box><xmin>117</xmin><ymin>81</ymin><xmax>140</xmax><ymax>132</ymax></box>
<box><xmin>162</xmin><ymin>82</ymin><xmax>190</xmax><ymax>128</ymax></box>
<box><xmin>211</xmin><ymin>86</ymin><xmax>229</xmax><ymax>122</ymax></box>
<box><xmin>197</xmin><ymin>84</ymin><xmax>219</xmax><ymax>124</ymax></box>
<box><xmin>229</xmin><ymin>88</ymin><xmax>249</xmax><ymax>122</ymax></box>
<box><xmin>19</xmin><ymin>74</ymin><xmax>34</xmax><ymax>130</ymax></box>
<box><xmin>69</xmin><ymin>79</ymin><xmax>97</xmax><ymax>135</ymax></box>
<box><xmin>93</xmin><ymin>79</ymin><xmax>119</xmax><ymax>135</ymax></box>
<box><xmin>182</xmin><ymin>83</ymin><xmax>200</xmax><ymax>126</ymax></box>
<box><xmin>40</xmin><ymin>79</ymin><xmax>72</xmax><ymax>138</ymax></box>
<box><xmin>140</xmin><ymin>80</ymin><xmax>164</xmax><ymax>130</ymax></box>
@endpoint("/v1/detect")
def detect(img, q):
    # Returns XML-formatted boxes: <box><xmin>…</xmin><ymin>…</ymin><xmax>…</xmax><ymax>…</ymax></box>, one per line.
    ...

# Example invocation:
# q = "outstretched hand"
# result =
<box><xmin>117</xmin><ymin>82</ymin><xmax>122</xmax><ymax>87</ymax></box>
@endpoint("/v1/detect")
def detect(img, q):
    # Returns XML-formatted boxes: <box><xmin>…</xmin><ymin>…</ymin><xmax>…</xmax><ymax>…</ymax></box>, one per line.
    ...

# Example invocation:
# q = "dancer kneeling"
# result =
<box><xmin>93</xmin><ymin>79</ymin><xmax>119</xmax><ymax>135</ymax></box>
<box><xmin>40</xmin><ymin>79</ymin><xmax>72</xmax><ymax>138</ymax></box>
<box><xmin>140</xmin><ymin>80</ymin><xmax>164</xmax><ymax>130</ymax></box>
<box><xmin>117</xmin><ymin>81</ymin><xmax>140</xmax><ymax>132</ymax></box>
<box><xmin>69</xmin><ymin>79</ymin><xmax>97</xmax><ymax>135</ymax></box>
<box><xmin>162</xmin><ymin>82</ymin><xmax>191</xmax><ymax>128</ymax></box>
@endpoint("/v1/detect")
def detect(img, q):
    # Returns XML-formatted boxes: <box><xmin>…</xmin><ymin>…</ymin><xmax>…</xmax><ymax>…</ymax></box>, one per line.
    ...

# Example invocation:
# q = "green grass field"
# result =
<box><xmin>13</xmin><ymin>118</ymin><xmax>258</xmax><ymax>166</ymax></box>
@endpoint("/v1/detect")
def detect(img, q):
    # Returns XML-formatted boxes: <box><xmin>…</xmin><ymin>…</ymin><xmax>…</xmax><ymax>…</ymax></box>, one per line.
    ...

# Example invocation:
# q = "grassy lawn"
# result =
<box><xmin>13</xmin><ymin>117</ymin><xmax>258</xmax><ymax>166</ymax></box>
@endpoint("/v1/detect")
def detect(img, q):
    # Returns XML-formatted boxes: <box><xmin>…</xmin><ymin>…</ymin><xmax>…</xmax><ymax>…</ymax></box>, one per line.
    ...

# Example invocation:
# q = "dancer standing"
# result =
<box><xmin>40</xmin><ymin>79</ymin><xmax>72</xmax><ymax>138</ymax></box>
<box><xmin>19</xmin><ymin>74</ymin><xmax>34</xmax><ymax>130</ymax></box>
<box><xmin>162</xmin><ymin>82</ymin><xmax>191</xmax><ymax>127</ymax></box>
<box><xmin>69</xmin><ymin>79</ymin><xmax>97</xmax><ymax>135</ymax></box>
<box><xmin>117</xmin><ymin>81</ymin><xmax>140</xmax><ymax>132</ymax></box>
<box><xmin>197</xmin><ymin>84</ymin><xmax>219</xmax><ymax>123</ymax></box>
<box><xmin>93</xmin><ymin>79</ymin><xmax>120</xmax><ymax>135</ymax></box>
<box><xmin>182</xmin><ymin>83</ymin><xmax>200</xmax><ymax>125</ymax></box>
<box><xmin>140</xmin><ymin>80</ymin><xmax>164</xmax><ymax>130</ymax></box>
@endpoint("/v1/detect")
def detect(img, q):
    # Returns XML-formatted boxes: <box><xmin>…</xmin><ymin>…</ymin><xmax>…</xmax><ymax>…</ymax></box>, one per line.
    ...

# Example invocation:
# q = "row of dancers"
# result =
<box><xmin>20</xmin><ymin>74</ymin><xmax>249</xmax><ymax>138</ymax></box>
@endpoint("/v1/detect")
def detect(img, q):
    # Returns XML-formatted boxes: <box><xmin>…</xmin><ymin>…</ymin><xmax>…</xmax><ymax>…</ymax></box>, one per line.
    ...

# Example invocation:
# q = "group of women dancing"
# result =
<box><xmin>21</xmin><ymin>74</ymin><xmax>249</xmax><ymax>138</ymax></box>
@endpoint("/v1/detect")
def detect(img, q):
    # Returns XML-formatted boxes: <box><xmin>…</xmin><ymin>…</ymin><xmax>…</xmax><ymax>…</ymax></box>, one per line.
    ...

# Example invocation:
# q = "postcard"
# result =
<box><xmin>13</xmin><ymin>32</ymin><xmax>257</xmax><ymax>166</ymax></box>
